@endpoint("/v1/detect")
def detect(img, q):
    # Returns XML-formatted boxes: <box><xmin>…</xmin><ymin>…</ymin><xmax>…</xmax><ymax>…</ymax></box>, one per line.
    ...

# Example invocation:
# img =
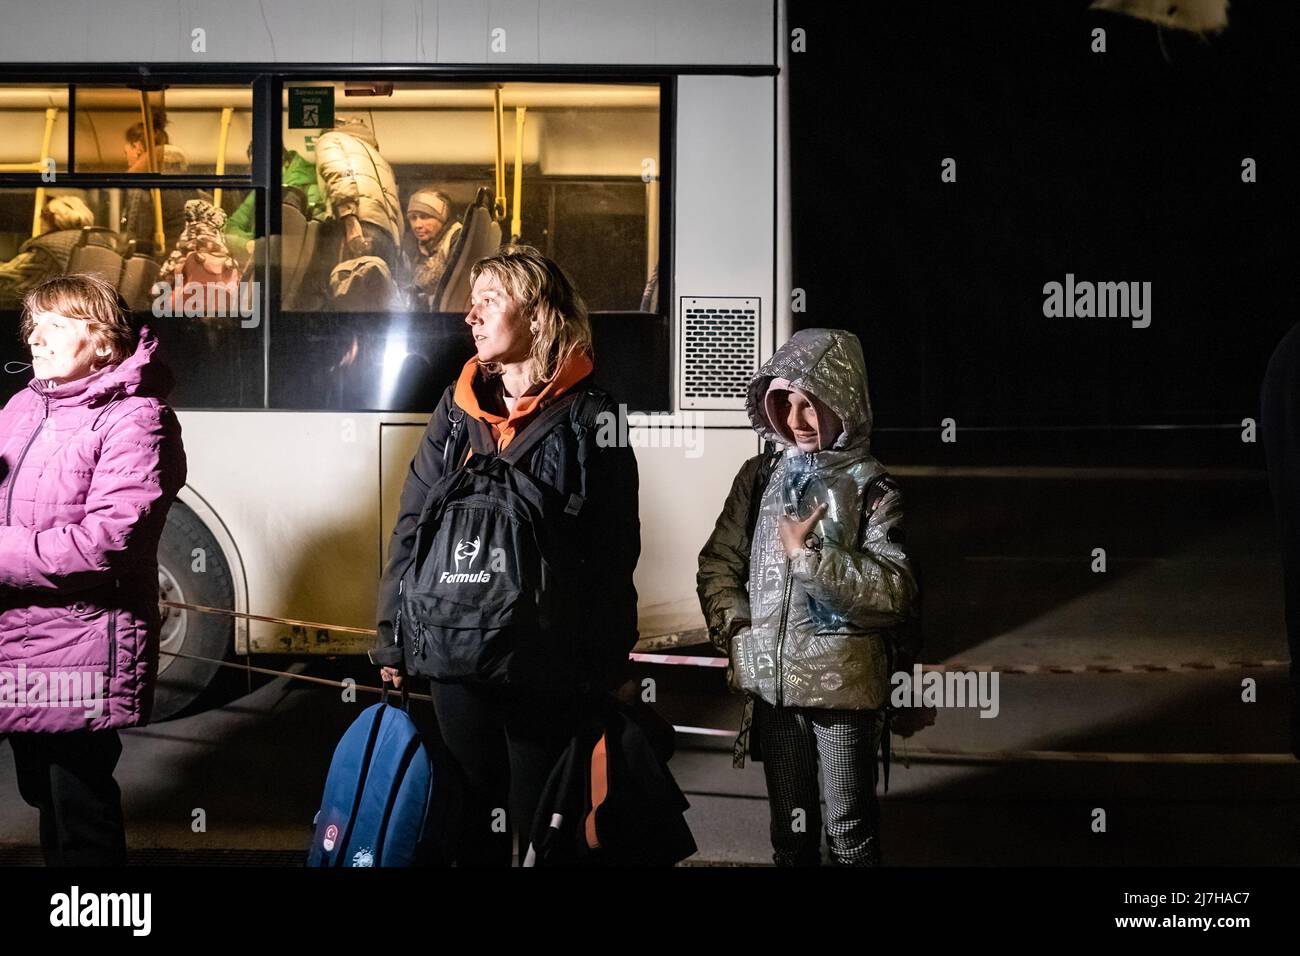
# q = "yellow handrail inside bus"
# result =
<box><xmin>0</xmin><ymin>108</ymin><xmax>61</xmax><ymax>236</ymax></box>
<box><xmin>212</xmin><ymin>106</ymin><xmax>233</xmax><ymax>209</ymax></box>
<box><xmin>645</xmin><ymin>175</ymin><xmax>659</xmax><ymax>288</ymax></box>
<box><xmin>138</xmin><ymin>90</ymin><xmax>167</xmax><ymax>254</ymax></box>
<box><xmin>510</xmin><ymin>107</ymin><xmax>526</xmax><ymax>242</ymax></box>
<box><xmin>30</xmin><ymin>108</ymin><xmax>58</xmax><ymax>237</ymax></box>
<box><xmin>492</xmin><ymin>88</ymin><xmax>506</xmax><ymax>222</ymax></box>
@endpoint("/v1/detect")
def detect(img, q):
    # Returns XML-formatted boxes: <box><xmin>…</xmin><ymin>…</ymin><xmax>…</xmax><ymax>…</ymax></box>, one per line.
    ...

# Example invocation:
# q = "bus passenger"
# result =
<box><xmin>0</xmin><ymin>196</ymin><xmax>95</xmax><ymax>309</ymax></box>
<box><xmin>371</xmin><ymin>245</ymin><xmax>640</xmax><ymax>866</ymax></box>
<box><xmin>401</xmin><ymin>187</ymin><xmax>461</xmax><ymax>309</ymax></box>
<box><xmin>120</xmin><ymin>111</ymin><xmax>194</xmax><ymax>257</ymax></box>
<box><xmin>157</xmin><ymin>199</ymin><xmax>242</xmax><ymax>316</ymax></box>
<box><xmin>0</xmin><ymin>274</ymin><xmax>187</xmax><ymax>865</ymax></box>
<box><xmin>224</xmin><ymin>146</ymin><xmax>325</xmax><ymax>265</ymax></box>
<box><xmin>697</xmin><ymin>328</ymin><xmax>919</xmax><ymax>866</ymax></box>
<box><xmin>315</xmin><ymin>115</ymin><xmax>403</xmax><ymax>273</ymax></box>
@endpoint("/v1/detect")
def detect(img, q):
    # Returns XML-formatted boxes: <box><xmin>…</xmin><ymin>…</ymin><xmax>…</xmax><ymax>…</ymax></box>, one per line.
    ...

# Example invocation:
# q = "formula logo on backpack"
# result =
<box><xmin>454</xmin><ymin>537</ymin><xmax>480</xmax><ymax>571</ymax></box>
<box><xmin>437</xmin><ymin>536</ymin><xmax>509</xmax><ymax>585</ymax></box>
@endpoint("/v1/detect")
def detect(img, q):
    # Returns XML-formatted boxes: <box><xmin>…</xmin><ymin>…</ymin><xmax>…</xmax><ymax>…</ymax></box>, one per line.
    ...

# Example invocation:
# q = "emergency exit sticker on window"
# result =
<box><xmin>288</xmin><ymin>87</ymin><xmax>333</xmax><ymax>129</ymax></box>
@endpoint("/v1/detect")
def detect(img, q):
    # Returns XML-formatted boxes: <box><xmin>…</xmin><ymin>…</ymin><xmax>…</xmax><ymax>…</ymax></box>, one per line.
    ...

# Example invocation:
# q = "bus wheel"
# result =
<box><xmin>151</xmin><ymin>501</ymin><xmax>237</xmax><ymax>721</ymax></box>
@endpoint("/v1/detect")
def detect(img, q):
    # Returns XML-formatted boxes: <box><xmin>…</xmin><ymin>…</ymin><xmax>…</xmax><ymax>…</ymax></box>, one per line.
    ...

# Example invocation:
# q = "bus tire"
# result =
<box><xmin>150</xmin><ymin>500</ymin><xmax>236</xmax><ymax>722</ymax></box>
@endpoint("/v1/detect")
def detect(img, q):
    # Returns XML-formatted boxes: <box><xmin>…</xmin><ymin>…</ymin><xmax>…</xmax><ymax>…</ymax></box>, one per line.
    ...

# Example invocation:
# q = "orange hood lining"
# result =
<box><xmin>453</xmin><ymin>351</ymin><xmax>594</xmax><ymax>451</ymax></box>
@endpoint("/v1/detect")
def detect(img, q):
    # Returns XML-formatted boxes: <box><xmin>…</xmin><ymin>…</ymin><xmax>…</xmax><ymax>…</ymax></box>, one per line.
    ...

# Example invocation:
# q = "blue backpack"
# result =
<box><xmin>306</xmin><ymin>689</ymin><xmax>436</xmax><ymax>867</ymax></box>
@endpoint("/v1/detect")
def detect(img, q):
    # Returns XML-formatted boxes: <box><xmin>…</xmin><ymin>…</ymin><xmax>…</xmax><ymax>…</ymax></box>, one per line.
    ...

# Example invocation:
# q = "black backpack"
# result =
<box><xmin>523</xmin><ymin>695</ymin><xmax>697</xmax><ymax>867</ymax></box>
<box><xmin>397</xmin><ymin>390</ymin><xmax>607</xmax><ymax>689</ymax></box>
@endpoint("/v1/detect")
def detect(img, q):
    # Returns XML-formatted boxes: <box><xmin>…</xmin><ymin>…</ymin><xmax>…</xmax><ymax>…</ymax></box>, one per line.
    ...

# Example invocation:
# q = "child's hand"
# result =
<box><xmin>779</xmin><ymin>502</ymin><xmax>827</xmax><ymax>558</ymax></box>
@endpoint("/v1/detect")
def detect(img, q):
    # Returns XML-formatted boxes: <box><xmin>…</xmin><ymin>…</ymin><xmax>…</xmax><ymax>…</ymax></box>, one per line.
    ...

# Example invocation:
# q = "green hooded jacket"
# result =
<box><xmin>223</xmin><ymin>150</ymin><xmax>324</xmax><ymax>253</ymax></box>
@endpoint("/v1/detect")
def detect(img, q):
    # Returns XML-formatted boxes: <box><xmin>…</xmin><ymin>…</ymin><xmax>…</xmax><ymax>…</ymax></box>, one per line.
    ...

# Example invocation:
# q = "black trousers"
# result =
<box><xmin>428</xmin><ymin>681</ymin><xmax>579</xmax><ymax>866</ymax></box>
<box><xmin>8</xmin><ymin>730</ymin><xmax>127</xmax><ymax>866</ymax></box>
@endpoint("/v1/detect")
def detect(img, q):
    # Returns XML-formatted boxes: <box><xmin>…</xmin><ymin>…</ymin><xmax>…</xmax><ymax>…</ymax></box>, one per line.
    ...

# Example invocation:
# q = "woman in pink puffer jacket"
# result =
<box><xmin>0</xmin><ymin>273</ymin><xmax>186</xmax><ymax>865</ymax></box>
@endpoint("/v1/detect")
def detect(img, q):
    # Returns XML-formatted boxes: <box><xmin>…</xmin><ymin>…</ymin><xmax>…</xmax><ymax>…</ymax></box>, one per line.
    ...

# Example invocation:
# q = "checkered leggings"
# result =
<box><xmin>760</xmin><ymin>706</ymin><xmax>883</xmax><ymax>866</ymax></box>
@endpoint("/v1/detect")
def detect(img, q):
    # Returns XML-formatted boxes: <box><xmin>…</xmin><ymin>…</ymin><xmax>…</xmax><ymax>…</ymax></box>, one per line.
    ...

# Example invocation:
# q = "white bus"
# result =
<box><xmin>0</xmin><ymin>0</ymin><xmax>792</xmax><ymax>717</ymax></box>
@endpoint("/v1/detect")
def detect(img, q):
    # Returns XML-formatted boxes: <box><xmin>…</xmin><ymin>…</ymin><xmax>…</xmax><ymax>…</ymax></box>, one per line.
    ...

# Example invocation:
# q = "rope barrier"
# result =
<box><xmin>161</xmin><ymin>600</ymin><xmax>376</xmax><ymax>636</ymax></box>
<box><xmin>159</xmin><ymin>600</ymin><xmax>1290</xmax><ymax>676</ymax></box>
<box><xmin>155</xmin><ymin>602</ymin><xmax>1297</xmax><ymax>766</ymax></box>
<box><xmin>630</xmin><ymin>652</ymin><xmax>727</xmax><ymax>668</ymax></box>
<box><xmin>888</xmin><ymin>746</ymin><xmax>1296</xmax><ymax>766</ymax></box>
<box><xmin>159</xmin><ymin>649</ymin><xmax>434</xmax><ymax>702</ymax></box>
<box><xmin>924</xmin><ymin>659</ymin><xmax>1289</xmax><ymax>675</ymax></box>
<box><xmin>159</xmin><ymin>649</ymin><xmax>1297</xmax><ymax>766</ymax></box>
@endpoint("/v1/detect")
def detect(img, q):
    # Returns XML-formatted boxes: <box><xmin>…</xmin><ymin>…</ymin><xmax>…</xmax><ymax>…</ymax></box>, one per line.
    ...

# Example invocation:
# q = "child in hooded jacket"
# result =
<box><xmin>697</xmin><ymin>328</ymin><xmax>919</xmax><ymax>866</ymax></box>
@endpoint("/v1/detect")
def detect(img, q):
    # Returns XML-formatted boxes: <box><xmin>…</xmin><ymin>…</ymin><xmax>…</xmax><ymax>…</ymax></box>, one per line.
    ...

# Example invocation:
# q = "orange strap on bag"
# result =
<box><xmin>584</xmin><ymin>733</ymin><xmax>610</xmax><ymax>850</ymax></box>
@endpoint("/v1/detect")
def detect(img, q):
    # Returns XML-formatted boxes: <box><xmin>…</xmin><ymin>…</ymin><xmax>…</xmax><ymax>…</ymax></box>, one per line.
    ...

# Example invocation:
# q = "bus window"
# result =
<box><xmin>0</xmin><ymin>186</ymin><xmax>265</xmax><ymax>410</ymax></box>
<box><xmin>72</xmin><ymin>86</ymin><xmax>253</xmax><ymax>176</ymax></box>
<box><xmin>279</xmin><ymin>80</ymin><xmax>659</xmax><ymax>314</ymax></box>
<box><xmin>522</xmin><ymin>181</ymin><xmax>653</xmax><ymax>312</ymax></box>
<box><xmin>0</xmin><ymin>86</ymin><xmax>69</xmax><ymax>176</ymax></box>
<box><xmin>269</xmin><ymin>80</ymin><xmax>665</xmax><ymax>413</ymax></box>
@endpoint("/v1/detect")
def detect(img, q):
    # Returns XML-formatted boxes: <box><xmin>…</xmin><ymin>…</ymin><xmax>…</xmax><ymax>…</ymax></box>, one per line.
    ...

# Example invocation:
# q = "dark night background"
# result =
<box><xmin>788</xmin><ymin>0</ymin><xmax>1299</xmax><ymax>466</ymax></box>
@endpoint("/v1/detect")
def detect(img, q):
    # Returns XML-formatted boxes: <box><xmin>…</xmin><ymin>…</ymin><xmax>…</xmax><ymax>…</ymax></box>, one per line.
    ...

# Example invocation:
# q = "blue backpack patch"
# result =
<box><xmin>306</xmin><ymin>695</ymin><xmax>435</xmax><ymax>867</ymax></box>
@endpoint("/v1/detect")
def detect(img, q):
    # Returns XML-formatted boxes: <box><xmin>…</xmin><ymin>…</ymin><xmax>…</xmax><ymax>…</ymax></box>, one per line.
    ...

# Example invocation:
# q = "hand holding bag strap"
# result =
<box><xmin>380</xmin><ymin>680</ymin><xmax>411</xmax><ymax>712</ymax></box>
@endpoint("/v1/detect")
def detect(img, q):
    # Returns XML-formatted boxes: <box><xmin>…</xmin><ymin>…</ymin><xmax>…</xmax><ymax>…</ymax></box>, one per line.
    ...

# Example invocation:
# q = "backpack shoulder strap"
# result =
<box><xmin>744</xmin><ymin>441</ymin><xmax>780</xmax><ymax>540</ymax></box>
<box><xmin>563</xmin><ymin>388</ymin><xmax>615</xmax><ymax>516</ymax></box>
<box><xmin>498</xmin><ymin>392</ymin><xmax>582</xmax><ymax>467</ymax></box>
<box><xmin>867</xmin><ymin>467</ymin><xmax>917</xmax><ymax>794</ymax></box>
<box><xmin>568</xmin><ymin>387</ymin><xmax>613</xmax><ymax>431</ymax></box>
<box><xmin>497</xmin><ymin>386</ymin><xmax>612</xmax><ymax>516</ymax></box>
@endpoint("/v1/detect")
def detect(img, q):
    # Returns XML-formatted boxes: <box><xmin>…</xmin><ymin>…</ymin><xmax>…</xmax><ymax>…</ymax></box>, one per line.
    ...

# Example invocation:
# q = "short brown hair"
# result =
<box><xmin>20</xmin><ymin>274</ymin><xmax>135</xmax><ymax>369</ymax></box>
<box><xmin>469</xmin><ymin>244</ymin><xmax>592</xmax><ymax>385</ymax></box>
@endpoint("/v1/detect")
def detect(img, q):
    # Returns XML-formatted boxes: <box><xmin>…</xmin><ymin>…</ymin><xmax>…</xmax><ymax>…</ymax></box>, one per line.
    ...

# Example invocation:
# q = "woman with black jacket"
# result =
<box><xmin>370</xmin><ymin>244</ymin><xmax>640</xmax><ymax>865</ymax></box>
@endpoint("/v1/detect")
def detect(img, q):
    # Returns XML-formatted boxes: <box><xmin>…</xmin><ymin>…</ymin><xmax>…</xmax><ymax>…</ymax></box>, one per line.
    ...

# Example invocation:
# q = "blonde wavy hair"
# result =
<box><xmin>469</xmin><ymin>244</ymin><xmax>592</xmax><ymax>386</ymax></box>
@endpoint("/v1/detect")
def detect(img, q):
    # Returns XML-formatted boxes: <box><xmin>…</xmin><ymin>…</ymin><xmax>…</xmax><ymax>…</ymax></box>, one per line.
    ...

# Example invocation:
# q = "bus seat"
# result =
<box><xmin>0</xmin><ymin>232</ymin><xmax>25</xmax><ymax>260</ymax></box>
<box><xmin>79</xmin><ymin>226</ymin><xmax>129</xmax><ymax>254</ymax></box>
<box><xmin>284</xmin><ymin>218</ymin><xmax>320</xmax><ymax>310</ymax></box>
<box><xmin>67</xmin><ymin>231</ymin><xmax>124</xmax><ymax>286</ymax></box>
<box><xmin>119</xmin><ymin>255</ymin><xmax>160</xmax><ymax>312</ymax></box>
<box><xmin>432</xmin><ymin>188</ymin><xmax>501</xmax><ymax>313</ymax></box>
<box><xmin>272</xmin><ymin>200</ymin><xmax>308</xmax><ymax>307</ymax></box>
